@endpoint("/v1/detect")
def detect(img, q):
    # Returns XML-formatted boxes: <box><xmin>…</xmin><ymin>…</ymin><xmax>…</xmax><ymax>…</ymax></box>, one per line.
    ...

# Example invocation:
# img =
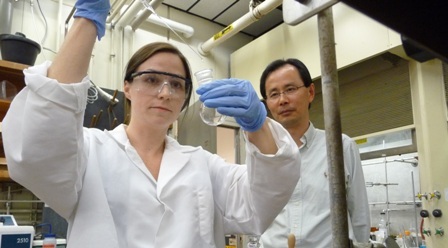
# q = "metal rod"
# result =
<box><xmin>64</xmin><ymin>6</ymin><xmax>76</xmax><ymax>37</ymax></box>
<box><xmin>317</xmin><ymin>7</ymin><xmax>349</xmax><ymax>247</ymax></box>
<box><xmin>365</xmin><ymin>182</ymin><xmax>399</xmax><ymax>187</ymax></box>
<box><xmin>411</xmin><ymin>171</ymin><xmax>419</xmax><ymax>244</ymax></box>
<box><xmin>0</xmin><ymin>209</ymin><xmax>43</xmax><ymax>213</ymax></box>
<box><xmin>384</xmin><ymin>156</ymin><xmax>391</xmax><ymax>234</ymax></box>
<box><xmin>6</xmin><ymin>186</ymin><xmax>11</xmax><ymax>214</ymax></box>
<box><xmin>0</xmin><ymin>200</ymin><xmax>43</xmax><ymax>203</ymax></box>
<box><xmin>368</xmin><ymin>200</ymin><xmax>422</xmax><ymax>205</ymax></box>
<box><xmin>362</xmin><ymin>157</ymin><xmax>417</xmax><ymax>166</ymax></box>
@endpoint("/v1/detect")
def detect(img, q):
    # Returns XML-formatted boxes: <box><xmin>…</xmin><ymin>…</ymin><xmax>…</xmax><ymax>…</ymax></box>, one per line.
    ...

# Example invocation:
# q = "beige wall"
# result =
<box><xmin>409</xmin><ymin>60</ymin><xmax>447</xmax><ymax>248</ymax></box>
<box><xmin>231</xmin><ymin>2</ymin><xmax>402</xmax><ymax>96</ymax></box>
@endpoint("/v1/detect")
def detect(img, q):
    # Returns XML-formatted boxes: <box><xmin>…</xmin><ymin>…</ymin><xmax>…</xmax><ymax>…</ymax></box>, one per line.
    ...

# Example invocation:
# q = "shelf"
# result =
<box><xmin>0</xmin><ymin>155</ymin><xmax>10</xmax><ymax>181</ymax></box>
<box><xmin>0</xmin><ymin>60</ymin><xmax>28</xmax><ymax>92</ymax></box>
<box><xmin>0</xmin><ymin>60</ymin><xmax>27</xmax><ymax>122</ymax></box>
<box><xmin>0</xmin><ymin>60</ymin><xmax>28</xmax><ymax>181</ymax></box>
<box><xmin>0</xmin><ymin>99</ymin><xmax>11</xmax><ymax>122</ymax></box>
<box><xmin>0</xmin><ymin>164</ymin><xmax>10</xmax><ymax>182</ymax></box>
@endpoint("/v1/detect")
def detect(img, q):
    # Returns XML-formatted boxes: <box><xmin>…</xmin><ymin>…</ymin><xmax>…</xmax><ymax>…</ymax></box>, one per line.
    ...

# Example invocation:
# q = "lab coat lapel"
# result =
<box><xmin>156</xmin><ymin>138</ymin><xmax>192</xmax><ymax>197</ymax></box>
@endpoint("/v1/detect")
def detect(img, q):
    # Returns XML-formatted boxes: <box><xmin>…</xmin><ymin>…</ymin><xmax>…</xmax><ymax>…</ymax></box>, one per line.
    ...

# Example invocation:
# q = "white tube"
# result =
<box><xmin>57</xmin><ymin>0</ymin><xmax>62</xmax><ymax>49</ymax></box>
<box><xmin>96</xmin><ymin>85</ymin><xmax>119</xmax><ymax>104</ymax></box>
<box><xmin>114</xmin><ymin>0</ymin><xmax>142</xmax><ymax>28</ymax></box>
<box><xmin>145</xmin><ymin>15</ymin><xmax>194</xmax><ymax>38</ymax></box>
<box><xmin>107</xmin><ymin>0</ymin><xmax>128</xmax><ymax>23</ymax></box>
<box><xmin>130</xmin><ymin>0</ymin><xmax>165</xmax><ymax>30</ymax></box>
<box><xmin>90</xmin><ymin>81</ymin><xmax>119</xmax><ymax>105</ymax></box>
<box><xmin>198</xmin><ymin>0</ymin><xmax>282</xmax><ymax>56</ymax></box>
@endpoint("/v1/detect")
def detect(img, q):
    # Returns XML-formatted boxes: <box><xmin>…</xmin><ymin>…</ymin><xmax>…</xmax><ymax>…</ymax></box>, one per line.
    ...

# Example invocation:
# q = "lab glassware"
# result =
<box><xmin>247</xmin><ymin>235</ymin><xmax>260</xmax><ymax>248</ymax></box>
<box><xmin>377</xmin><ymin>211</ymin><xmax>387</xmax><ymax>243</ymax></box>
<box><xmin>195</xmin><ymin>69</ymin><xmax>226</xmax><ymax>126</ymax></box>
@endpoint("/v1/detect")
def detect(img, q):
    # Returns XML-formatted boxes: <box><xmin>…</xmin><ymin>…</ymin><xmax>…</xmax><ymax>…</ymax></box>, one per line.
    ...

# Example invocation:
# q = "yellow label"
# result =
<box><xmin>214</xmin><ymin>25</ymin><xmax>234</xmax><ymax>40</ymax></box>
<box><xmin>355</xmin><ymin>138</ymin><xmax>367</xmax><ymax>144</ymax></box>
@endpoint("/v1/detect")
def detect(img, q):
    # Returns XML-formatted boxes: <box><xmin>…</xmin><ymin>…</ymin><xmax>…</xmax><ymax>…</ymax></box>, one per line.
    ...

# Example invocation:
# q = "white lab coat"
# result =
<box><xmin>2</xmin><ymin>62</ymin><xmax>301</xmax><ymax>248</ymax></box>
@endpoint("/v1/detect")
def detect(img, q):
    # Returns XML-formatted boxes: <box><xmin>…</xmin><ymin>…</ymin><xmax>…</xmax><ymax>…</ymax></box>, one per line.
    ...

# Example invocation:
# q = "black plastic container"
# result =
<box><xmin>0</xmin><ymin>32</ymin><xmax>41</xmax><ymax>65</ymax></box>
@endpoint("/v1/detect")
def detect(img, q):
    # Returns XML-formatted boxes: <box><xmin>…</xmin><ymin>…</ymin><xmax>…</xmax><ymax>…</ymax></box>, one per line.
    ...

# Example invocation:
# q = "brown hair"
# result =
<box><xmin>123</xmin><ymin>42</ymin><xmax>193</xmax><ymax>124</ymax></box>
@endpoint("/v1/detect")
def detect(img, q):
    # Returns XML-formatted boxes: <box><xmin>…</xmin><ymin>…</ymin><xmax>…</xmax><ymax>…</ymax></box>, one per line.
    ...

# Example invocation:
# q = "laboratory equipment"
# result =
<box><xmin>32</xmin><ymin>239</ymin><xmax>67</xmax><ymax>248</ymax></box>
<box><xmin>246</xmin><ymin>235</ymin><xmax>260</xmax><ymax>248</ymax></box>
<box><xmin>376</xmin><ymin>211</ymin><xmax>387</xmax><ymax>243</ymax></box>
<box><xmin>194</xmin><ymin>68</ymin><xmax>226</xmax><ymax>126</ymax></box>
<box><xmin>32</xmin><ymin>223</ymin><xmax>66</xmax><ymax>248</ymax></box>
<box><xmin>0</xmin><ymin>215</ymin><xmax>34</xmax><ymax>248</ymax></box>
<box><xmin>0</xmin><ymin>214</ymin><xmax>18</xmax><ymax>226</ymax></box>
<box><xmin>42</xmin><ymin>233</ymin><xmax>56</xmax><ymax>248</ymax></box>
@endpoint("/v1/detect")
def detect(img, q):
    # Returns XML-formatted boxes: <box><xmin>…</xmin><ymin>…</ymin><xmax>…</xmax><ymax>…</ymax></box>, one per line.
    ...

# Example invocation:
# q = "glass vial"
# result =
<box><xmin>194</xmin><ymin>68</ymin><xmax>226</xmax><ymax>126</ymax></box>
<box><xmin>247</xmin><ymin>235</ymin><xmax>260</xmax><ymax>248</ymax></box>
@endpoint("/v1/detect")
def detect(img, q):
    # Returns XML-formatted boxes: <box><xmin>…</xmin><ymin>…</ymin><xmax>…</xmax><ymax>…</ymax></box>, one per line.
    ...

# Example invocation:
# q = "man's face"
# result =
<box><xmin>264</xmin><ymin>64</ymin><xmax>315</xmax><ymax>129</ymax></box>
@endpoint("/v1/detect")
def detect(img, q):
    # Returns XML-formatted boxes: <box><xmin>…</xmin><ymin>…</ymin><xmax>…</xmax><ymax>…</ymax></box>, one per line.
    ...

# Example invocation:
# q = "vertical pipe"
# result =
<box><xmin>317</xmin><ymin>7</ymin><xmax>349</xmax><ymax>247</ymax></box>
<box><xmin>6</xmin><ymin>186</ymin><xmax>11</xmax><ymax>215</ymax></box>
<box><xmin>0</xmin><ymin>0</ymin><xmax>13</xmax><ymax>35</ymax></box>
<box><xmin>384</xmin><ymin>157</ymin><xmax>390</xmax><ymax>234</ymax></box>
<box><xmin>57</xmin><ymin>0</ymin><xmax>63</xmax><ymax>49</ymax></box>
<box><xmin>411</xmin><ymin>171</ymin><xmax>419</xmax><ymax>245</ymax></box>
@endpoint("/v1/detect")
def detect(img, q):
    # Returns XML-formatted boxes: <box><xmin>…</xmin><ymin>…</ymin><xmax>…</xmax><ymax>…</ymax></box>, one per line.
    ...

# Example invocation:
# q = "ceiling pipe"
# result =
<box><xmin>109</xmin><ymin>0</ymin><xmax>192</xmax><ymax>38</ymax></box>
<box><xmin>130</xmin><ymin>0</ymin><xmax>164</xmax><ymax>30</ymax></box>
<box><xmin>145</xmin><ymin>15</ymin><xmax>195</xmax><ymax>38</ymax></box>
<box><xmin>113</xmin><ymin>0</ymin><xmax>142</xmax><ymax>28</ymax></box>
<box><xmin>107</xmin><ymin>0</ymin><xmax>128</xmax><ymax>23</ymax></box>
<box><xmin>57</xmin><ymin>0</ymin><xmax>63</xmax><ymax>47</ymax></box>
<box><xmin>198</xmin><ymin>0</ymin><xmax>282</xmax><ymax>56</ymax></box>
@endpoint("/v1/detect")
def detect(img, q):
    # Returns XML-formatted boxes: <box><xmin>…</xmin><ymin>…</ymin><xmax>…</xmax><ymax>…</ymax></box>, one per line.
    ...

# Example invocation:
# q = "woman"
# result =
<box><xmin>2</xmin><ymin>0</ymin><xmax>300</xmax><ymax>247</ymax></box>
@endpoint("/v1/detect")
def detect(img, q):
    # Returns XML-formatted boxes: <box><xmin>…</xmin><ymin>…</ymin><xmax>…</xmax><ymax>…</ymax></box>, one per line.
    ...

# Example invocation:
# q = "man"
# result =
<box><xmin>259</xmin><ymin>58</ymin><xmax>371</xmax><ymax>247</ymax></box>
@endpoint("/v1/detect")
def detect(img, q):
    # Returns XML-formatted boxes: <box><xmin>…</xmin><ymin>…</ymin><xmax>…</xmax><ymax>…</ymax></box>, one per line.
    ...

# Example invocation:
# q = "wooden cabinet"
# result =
<box><xmin>0</xmin><ymin>60</ymin><xmax>28</xmax><ymax>181</ymax></box>
<box><xmin>0</xmin><ymin>60</ymin><xmax>27</xmax><ymax>88</ymax></box>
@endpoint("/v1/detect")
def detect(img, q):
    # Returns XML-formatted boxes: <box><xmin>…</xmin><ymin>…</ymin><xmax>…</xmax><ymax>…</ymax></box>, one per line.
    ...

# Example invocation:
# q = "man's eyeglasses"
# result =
<box><xmin>131</xmin><ymin>70</ymin><xmax>191</xmax><ymax>99</ymax></box>
<box><xmin>267</xmin><ymin>85</ymin><xmax>306</xmax><ymax>102</ymax></box>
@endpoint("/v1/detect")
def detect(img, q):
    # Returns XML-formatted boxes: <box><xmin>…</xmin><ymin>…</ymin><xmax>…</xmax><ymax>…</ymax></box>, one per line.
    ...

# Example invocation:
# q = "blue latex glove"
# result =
<box><xmin>74</xmin><ymin>0</ymin><xmax>110</xmax><ymax>40</ymax></box>
<box><xmin>196</xmin><ymin>78</ymin><xmax>267</xmax><ymax>132</ymax></box>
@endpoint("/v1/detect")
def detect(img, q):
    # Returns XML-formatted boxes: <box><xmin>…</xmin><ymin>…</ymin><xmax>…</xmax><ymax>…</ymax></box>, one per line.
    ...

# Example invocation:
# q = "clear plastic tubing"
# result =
<box><xmin>194</xmin><ymin>68</ymin><xmax>226</xmax><ymax>126</ymax></box>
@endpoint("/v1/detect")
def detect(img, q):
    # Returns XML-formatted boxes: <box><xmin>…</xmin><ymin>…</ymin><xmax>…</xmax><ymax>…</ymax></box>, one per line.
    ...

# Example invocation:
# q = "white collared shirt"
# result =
<box><xmin>261</xmin><ymin>122</ymin><xmax>371</xmax><ymax>248</ymax></box>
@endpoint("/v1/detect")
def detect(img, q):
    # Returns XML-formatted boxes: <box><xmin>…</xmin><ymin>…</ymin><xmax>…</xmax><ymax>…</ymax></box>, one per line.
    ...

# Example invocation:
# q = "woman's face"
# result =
<box><xmin>124</xmin><ymin>52</ymin><xmax>187</xmax><ymax>130</ymax></box>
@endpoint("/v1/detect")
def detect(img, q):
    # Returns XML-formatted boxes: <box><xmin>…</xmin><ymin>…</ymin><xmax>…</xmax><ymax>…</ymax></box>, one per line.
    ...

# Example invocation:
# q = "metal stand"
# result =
<box><xmin>317</xmin><ymin>7</ymin><xmax>350</xmax><ymax>248</ymax></box>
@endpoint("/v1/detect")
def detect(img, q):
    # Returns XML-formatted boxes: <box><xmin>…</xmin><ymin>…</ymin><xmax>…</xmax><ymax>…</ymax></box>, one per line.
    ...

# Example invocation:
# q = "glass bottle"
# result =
<box><xmin>194</xmin><ymin>68</ymin><xmax>226</xmax><ymax>126</ymax></box>
<box><xmin>377</xmin><ymin>211</ymin><xmax>387</xmax><ymax>243</ymax></box>
<box><xmin>247</xmin><ymin>235</ymin><xmax>260</xmax><ymax>248</ymax></box>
